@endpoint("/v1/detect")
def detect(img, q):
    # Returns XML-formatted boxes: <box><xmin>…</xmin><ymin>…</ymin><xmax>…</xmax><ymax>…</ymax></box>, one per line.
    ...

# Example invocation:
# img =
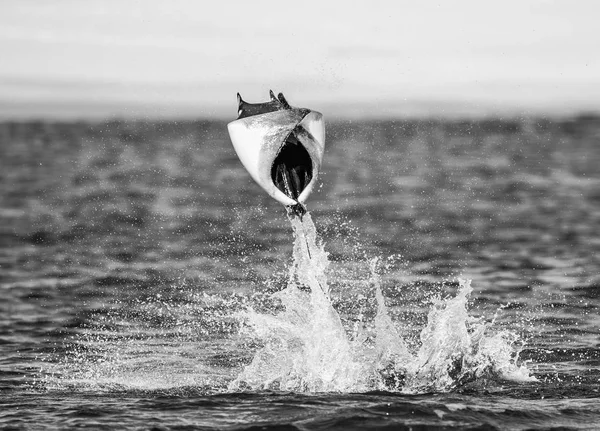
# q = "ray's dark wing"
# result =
<box><xmin>236</xmin><ymin>91</ymin><xmax>293</xmax><ymax>119</ymax></box>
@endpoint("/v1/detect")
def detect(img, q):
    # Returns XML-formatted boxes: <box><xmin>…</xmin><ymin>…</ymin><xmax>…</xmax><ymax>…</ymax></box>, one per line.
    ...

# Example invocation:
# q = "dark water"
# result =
<box><xmin>1</xmin><ymin>117</ymin><xmax>599</xmax><ymax>429</ymax></box>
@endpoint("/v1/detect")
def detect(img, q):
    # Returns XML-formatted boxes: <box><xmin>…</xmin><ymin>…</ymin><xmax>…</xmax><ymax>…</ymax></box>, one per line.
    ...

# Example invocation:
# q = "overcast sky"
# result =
<box><xmin>1</xmin><ymin>0</ymin><xmax>599</xmax><ymax>118</ymax></box>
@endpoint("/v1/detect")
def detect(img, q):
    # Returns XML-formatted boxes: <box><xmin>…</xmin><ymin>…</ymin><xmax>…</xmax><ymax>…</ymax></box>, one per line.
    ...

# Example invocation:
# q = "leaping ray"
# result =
<box><xmin>227</xmin><ymin>91</ymin><xmax>326</xmax><ymax>217</ymax></box>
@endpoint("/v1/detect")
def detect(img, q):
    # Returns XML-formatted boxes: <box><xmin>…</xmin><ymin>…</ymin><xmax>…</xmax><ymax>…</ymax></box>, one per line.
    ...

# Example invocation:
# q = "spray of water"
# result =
<box><xmin>40</xmin><ymin>212</ymin><xmax>534</xmax><ymax>394</ymax></box>
<box><xmin>229</xmin><ymin>214</ymin><xmax>364</xmax><ymax>392</ymax></box>
<box><xmin>230</xmin><ymin>213</ymin><xmax>535</xmax><ymax>393</ymax></box>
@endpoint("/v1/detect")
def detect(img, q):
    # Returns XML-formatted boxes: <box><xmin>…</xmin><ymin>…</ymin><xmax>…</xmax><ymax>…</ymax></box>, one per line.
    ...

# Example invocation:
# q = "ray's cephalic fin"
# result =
<box><xmin>277</xmin><ymin>92</ymin><xmax>291</xmax><ymax>109</ymax></box>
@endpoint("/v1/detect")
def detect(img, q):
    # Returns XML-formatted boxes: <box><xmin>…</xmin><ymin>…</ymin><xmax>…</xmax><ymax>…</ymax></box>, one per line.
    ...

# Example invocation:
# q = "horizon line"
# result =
<box><xmin>1</xmin><ymin>98</ymin><xmax>600</xmax><ymax>122</ymax></box>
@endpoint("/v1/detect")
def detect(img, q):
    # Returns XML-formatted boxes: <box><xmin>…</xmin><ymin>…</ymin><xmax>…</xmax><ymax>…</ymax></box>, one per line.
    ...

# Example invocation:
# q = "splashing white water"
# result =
<box><xmin>230</xmin><ymin>213</ymin><xmax>534</xmax><ymax>393</ymax></box>
<box><xmin>40</xmin><ymin>212</ymin><xmax>533</xmax><ymax>394</ymax></box>
<box><xmin>230</xmin><ymin>214</ymin><xmax>364</xmax><ymax>392</ymax></box>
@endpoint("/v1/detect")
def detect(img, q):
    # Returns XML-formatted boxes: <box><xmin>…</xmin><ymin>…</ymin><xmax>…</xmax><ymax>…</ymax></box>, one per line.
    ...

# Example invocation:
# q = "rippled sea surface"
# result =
<box><xmin>1</xmin><ymin>117</ymin><xmax>599</xmax><ymax>430</ymax></box>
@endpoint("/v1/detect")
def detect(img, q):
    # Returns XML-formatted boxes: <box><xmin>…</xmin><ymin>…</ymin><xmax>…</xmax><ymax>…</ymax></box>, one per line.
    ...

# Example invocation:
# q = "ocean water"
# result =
<box><xmin>1</xmin><ymin>117</ymin><xmax>599</xmax><ymax>429</ymax></box>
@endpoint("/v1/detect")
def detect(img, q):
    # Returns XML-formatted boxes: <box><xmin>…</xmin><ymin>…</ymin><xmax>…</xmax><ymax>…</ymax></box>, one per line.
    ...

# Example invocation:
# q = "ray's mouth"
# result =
<box><xmin>271</xmin><ymin>128</ymin><xmax>313</xmax><ymax>201</ymax></box>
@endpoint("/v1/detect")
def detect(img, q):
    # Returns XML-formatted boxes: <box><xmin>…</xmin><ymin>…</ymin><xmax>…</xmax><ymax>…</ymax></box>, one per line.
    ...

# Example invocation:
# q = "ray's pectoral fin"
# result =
<box><xmin>271</xmin><ymin>129</ymin><xmax>313</xmax><ymax>207</ymax></box>
<box><xmin>236</xmin><ymin>91</ymin><xmax>290</xmax><ymax>120</ymax></box>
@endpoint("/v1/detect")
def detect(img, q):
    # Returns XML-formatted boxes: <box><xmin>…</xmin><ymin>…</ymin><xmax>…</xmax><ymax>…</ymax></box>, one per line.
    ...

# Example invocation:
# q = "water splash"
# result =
<box><xmin>231</xmin><ymin>213</ymin><xmax>535</xmax><ymax>393</ymax></box>
<box><xmin>37</xmin><ymin>289</ymin><xmax>247</xmax><ymax>393</ymax></box>
<box><xmin>40</xmin><ymin>212</ymin><xmax>534</xmax><ymax>394</ymax></box>
<box><xmin>229</xmin><ymin>213</ymin><xmax>365</xmax><ymax>392</ymax></box>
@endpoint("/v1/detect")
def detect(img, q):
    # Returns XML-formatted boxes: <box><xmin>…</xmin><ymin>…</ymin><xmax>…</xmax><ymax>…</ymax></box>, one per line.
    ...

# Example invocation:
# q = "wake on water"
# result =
<box><xmin>41</xmin><ymin>211</ymin><xmax>535</xmax><ymax>394</ymax></box>
<box><xmin>230</xmin><ymin>213</ymin><xmax>534</xmax><ymax>393</ymax></box>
